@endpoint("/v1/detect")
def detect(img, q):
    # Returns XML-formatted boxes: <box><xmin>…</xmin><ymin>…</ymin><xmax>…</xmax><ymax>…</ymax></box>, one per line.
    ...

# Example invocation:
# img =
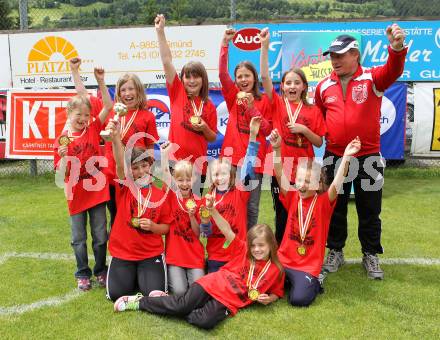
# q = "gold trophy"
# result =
<box><xmin>100</xmin><ymin>102</ymin><xmax>128</xmax><ymax>141</ymax></box>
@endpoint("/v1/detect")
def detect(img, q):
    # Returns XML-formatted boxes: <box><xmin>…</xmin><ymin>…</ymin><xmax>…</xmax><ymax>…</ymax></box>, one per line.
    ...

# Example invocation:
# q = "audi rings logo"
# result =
<box><xmin>435</xmin><ymin>28</ymin><xmax>440</xmax><ymax>49</ymax></box>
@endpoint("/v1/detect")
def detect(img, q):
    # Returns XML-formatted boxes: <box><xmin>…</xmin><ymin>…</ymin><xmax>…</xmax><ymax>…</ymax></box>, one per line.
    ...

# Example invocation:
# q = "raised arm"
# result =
<box><xmin>94</xmin><ymin>67</ymin><xmax>112</xmax><ymax>124</ymax></box>
<box><xmin>205</xmin><ymin>194</ymin><xmax>235</xmax><ymax>243</ymax></box>
<box><xmin>219</xmin><ymin>28</ymin><xmax>236</xmax><ymax>91</ymax></box>
<box><xmin>259</xmin><ymin>28</ymin><xmax>273</xmax><ymax>101</ymax></box>
<box><xmin>372</xmin><ymin>23</ymin><xmax>407</xmax><ymax>92</ymax></box>
<box><xmin>106</xmin><ymin>120</ymin><xmax>125</xmax><ymax>180</ymax></box>
<box><xmin>328</xmin><ymin>137</ymin><xmax>361</xmax><ymax>202</ymax></box>
<box><xmin>270</xmin><ymin>129</ymin><xmax>290</xmax><ymax>196</ymax></box>
<box><xmin>155</xmin><ymin>14</ymin><xmax>177</xmax><ymax>85</ymax></box>
<box><xmin>70</xmin><ymin>57</ymin><xmax>87</xmax><ymax>96</ymax></box>
<box><xmin>240</xmin><ymin>116</ymin><xmax>261</xmax><ymax>182</ymax></box>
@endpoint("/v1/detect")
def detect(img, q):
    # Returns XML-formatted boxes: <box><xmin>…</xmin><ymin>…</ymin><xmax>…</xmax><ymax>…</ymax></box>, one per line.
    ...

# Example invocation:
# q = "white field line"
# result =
<box><xmin>0</xmin><ymin>252</ymin><xmax>439</xmax><ymax>316</ymax></box>
<box><xmin>1</xmin><ymin>252</ymin><xmax>440</xmax><ymax>266</ymax></box>
<box><xmin>0</xmin><ymin>289</ymin><xmax>83</xmax><ymax>316</ymax></box>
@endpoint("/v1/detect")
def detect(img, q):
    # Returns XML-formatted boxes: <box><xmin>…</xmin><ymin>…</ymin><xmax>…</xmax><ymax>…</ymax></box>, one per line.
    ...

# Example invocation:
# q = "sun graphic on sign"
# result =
<box><xmin>28</xmin><ymin>36</ymin><xmax>78</xmax><ymax>62</ymax></box>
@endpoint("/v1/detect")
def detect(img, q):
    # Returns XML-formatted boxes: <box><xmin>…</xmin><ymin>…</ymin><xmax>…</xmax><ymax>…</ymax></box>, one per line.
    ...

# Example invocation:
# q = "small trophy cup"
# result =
<box><xmin>100</xmin><ymin>102</ymin><xmax>128</xmax><ymax>141</ymax></box>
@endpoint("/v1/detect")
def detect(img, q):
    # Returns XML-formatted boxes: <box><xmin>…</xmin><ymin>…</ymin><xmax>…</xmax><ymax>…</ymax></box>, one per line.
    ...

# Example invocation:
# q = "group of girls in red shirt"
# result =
<box><xmin>55</xmin><ymin>18</ymin><xmax>362</xmax><ymax>329</ymax></box>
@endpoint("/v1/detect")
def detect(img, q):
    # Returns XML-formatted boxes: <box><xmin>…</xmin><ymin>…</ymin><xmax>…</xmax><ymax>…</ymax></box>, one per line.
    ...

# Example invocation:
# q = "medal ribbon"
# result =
<box><xmin>297</xmin><ymin>194</ymin><xmax>318</xmax><ymax>244</ymax></box>
<box><xmin>136</xmin><ymin>187</ymin><xmax>152</xmax><ymax>218</ymax></box>
<box><xmin>67</xmin><ymin>125</ymin><xmax>87</xmax><ymax>140</ymax></box>
<box><xmin>120</xmin><ymin>109</ymin><xmax>138</xmax><ymax>140</ymax></box>
<box><xmin>246</xmin><ymin>259</ymin><xmax>272</xmax><ymax>290</ymax></box>
<box><xmin>190</xmin><ymin>99</ymin><xmax>204</xmax><ymax>117</ymax></box>
<box><xmin>213</xmin><ymin>188</ymin><xmax>230</xmax><ymax>207</ymax></box>
<box><xmin>284</xmin><ymin>97</ymin><xmax>303</xmax><ymax>125</ymax></box>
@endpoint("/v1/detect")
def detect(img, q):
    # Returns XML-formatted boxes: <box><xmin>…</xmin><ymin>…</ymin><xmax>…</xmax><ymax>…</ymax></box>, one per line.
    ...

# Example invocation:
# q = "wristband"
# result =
<box><xmin>200</xmin><ymin>221</ymin><xmax>212</xmax><ymax>237</ymax></box>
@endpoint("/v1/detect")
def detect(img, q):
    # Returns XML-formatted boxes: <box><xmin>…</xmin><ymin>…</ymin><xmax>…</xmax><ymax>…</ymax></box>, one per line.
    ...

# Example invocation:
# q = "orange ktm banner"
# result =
<box><xmin>6</xmin><ymin>90</ymin><xmax>78</xmax><ymax>159</ymax></box>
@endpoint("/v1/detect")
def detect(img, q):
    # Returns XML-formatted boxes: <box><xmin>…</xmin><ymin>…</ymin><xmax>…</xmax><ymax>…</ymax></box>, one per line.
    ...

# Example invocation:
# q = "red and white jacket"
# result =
<box><xmin>315</xmin><ymin>46</ymin><xmax>407</xmax><ymax>157</ymax></box>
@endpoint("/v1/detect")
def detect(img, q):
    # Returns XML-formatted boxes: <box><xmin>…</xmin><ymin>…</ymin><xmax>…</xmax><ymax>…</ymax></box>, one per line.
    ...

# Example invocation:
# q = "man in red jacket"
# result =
<box><xmin>315</xmin><ymin>24</ymin><xmax>407</xmax><ymax>280</ymax></box>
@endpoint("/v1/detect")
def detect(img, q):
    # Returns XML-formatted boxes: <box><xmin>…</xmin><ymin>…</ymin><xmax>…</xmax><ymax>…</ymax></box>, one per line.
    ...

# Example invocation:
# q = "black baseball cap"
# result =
<box><xmin>323</xmin><ymin>35</ymin><xmax>359</xmax><ymax>56</ymax></box>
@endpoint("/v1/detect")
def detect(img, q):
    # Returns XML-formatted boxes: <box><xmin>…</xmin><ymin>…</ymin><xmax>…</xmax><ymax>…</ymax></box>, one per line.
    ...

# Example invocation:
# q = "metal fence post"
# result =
<box><xmin>19</xmin><ymin>0</ymin><xmax>28</xmax><ymax>30</ymax></box>
<box><xmin>230</xmin><ymin>0</ymin><xmax>236</xmax><ymax>21</ymax></box>
<box><xmin>18</xmin><ymin>0</ymin><xmax>37</xmax><ymax>176</ymax></box>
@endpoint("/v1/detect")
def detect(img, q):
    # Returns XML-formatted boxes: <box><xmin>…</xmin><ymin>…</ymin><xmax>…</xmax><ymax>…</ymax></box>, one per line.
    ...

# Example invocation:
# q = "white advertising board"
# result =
<box><xmin>412</xmin><ymin>82</ymin><xmax>440</xmax><ymax>156</ymax></box>
<box><xmin>0</xmin><ymin>35</ymin><xmax>12</xmax><ymax>88</ymax></box>
<box><xmin>9</xmin><ymin>25</ymin><xmax>226</xmax><ymax>87</ymax></box>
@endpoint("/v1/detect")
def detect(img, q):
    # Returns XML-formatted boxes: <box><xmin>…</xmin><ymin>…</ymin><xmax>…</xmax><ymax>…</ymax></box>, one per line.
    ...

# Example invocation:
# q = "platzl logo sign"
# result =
<box><xmin>232</xmin><ymin>28</ymin><xmax>261</xmax><ymax>51</ymax></box>
<box><xmin>27</xmin><ymin>36</ymin><xmax>79</xmax><ymax>75</ymax></box>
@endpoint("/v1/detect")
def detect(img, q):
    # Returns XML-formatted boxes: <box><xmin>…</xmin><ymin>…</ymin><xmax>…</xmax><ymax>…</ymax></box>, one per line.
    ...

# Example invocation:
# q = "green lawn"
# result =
<box><xmin>0</xmin><ymin>168</ymin><xmax>439</xmax><ymax>338</ymax></box>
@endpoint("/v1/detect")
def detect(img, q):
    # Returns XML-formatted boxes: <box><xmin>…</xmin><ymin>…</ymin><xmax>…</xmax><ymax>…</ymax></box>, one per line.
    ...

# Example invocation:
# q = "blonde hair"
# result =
<box><xmin>207</xmin><ymin>158</ymin><xmax>236</xmax><ymax>193</ymax></box>
<box><xmin>66</xmin><ymin>95</ymin><xmax>91</xmax><ymax>115</ymax></box>
<box><xmin>247</xmin><ymin>224</ymin><xmax>284</xmax><ymax>279</ymax></box>
<box><xmin>173</xmin><ymin>160</ymin><xmax>193</xmax><ymax>179</ymax></box>
<box><xmin>115</xmin><ymin>73</ymin><xmax>147</xmax><ymax>110</ymax></box>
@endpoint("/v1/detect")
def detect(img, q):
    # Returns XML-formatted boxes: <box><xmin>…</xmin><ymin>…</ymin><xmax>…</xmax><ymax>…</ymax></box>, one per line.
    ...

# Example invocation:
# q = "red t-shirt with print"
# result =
<box><xmin>197</xmin><ymin>236</ymin><xmax>284</xmax><ymax>316</ymax></box>
<box><xmin>165</xmin><ymin>191</ymin><xmax>205</xmax><ymax>269</ymax></box>
<box><xmin>278</xmin><ymin>191</ymin><xmax>336</xmax><ymax>277</ymax></box>
<box><xmin>268</xmin><ymin>89</ymin><xmax>326</xmax><ymax>182</ymax></box>
<box><xmin>167</xmin><ymin>74</ymin><xmax>217</xmax><ymax>174</ymax></box>
<box><xmin>218</xmin><ymin>45</ymin><xmax>272</xmax><ymax>174</ymax></box>
<box><xmin>201</xmin><ymin>187</ymin><xmax>250</xmax><ymax>262</ymax></box>
<box><xmin>109</xmin><ymin>184</ymin><xmax>173</xmax><ymax>261</ymax></box>
<box><xmin>54</xmin><ymin>118</ymin><xmax>109</xmax><ymax>216</ymax></box>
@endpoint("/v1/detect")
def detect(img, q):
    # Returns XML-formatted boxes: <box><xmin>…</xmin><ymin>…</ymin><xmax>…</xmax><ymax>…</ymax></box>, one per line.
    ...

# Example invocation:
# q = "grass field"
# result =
<box><xmin>1</xmin><ymin>167</ymin><xmax>439</xmax><ymax>339</ymax></box>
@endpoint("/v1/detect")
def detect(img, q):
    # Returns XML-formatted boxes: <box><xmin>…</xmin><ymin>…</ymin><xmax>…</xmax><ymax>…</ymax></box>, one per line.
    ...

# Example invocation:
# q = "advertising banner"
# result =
<box><xmin>412</xmin><ymin>83</ymin><xmax>440</xmax><ymax>156</ymax></box>
<box><xmin>0</xmin><ymin>35</ymin><xmax>12</xmax><ymax>88</ymax></box>
<box><xmin>6</xmin><ymin>90</ymin><xmax>87</xmax><ymax>159</ymax></box>
<box><xmin>281</xmin><ymin>32</ymin><xmax>362</xmax><ymax>85</ymax></box>
<box><xmin>9</xmin><ymin>25</ymin><xmax>226</xmax><ymax>87</ymax></box>
<box><xmin>230</xmin><ymin>21</ymin><xmax>440</xmax><ymax>82</ymax></box>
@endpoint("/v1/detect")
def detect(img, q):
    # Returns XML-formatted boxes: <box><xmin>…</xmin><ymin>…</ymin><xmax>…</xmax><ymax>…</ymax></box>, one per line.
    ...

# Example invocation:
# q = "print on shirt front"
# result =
<box><xmin>181</xmin><ymin>100</ymin><xmax>204</xmax><ymax>135</ymax></box>
<box><xmin>280</xmin><ymin>114</ymin><xmax>311</xmax><ymax>149</ymax></box>
<box><xmin>287</xmin><ymin>207</ymin><xmax>316</xmax><ymax>248</ymax></box>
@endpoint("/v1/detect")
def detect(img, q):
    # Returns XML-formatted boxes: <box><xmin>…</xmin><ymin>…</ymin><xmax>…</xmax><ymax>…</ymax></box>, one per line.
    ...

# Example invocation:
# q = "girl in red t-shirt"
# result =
<box><xmin>260</xmin><ymin>28</ymin><xmax>326</xmax><ymax>245</ymax></box>
<box><xmin>104</xmin><ymin>120</ymin><xmax>172</xmax><ymax>302</ymax></box>
<box><xmin>54</xmin><ymin>67</ymin><xmax>113</xmax><ymax>291</ymax></box>
<box><xmin>160</xmin><ymin>142</ymin><xmax>205</xmax><ymax>295</ymax></box>
<box><xmin>270</xmin><ymin>129</ymin><xmax>361</xmax><ymax>307</ymax></box>
<box><xmin>219</xmin><ymin>28</ymin><xmax>272</xmax><ymax>231</ymax></box>
<box><xmin>70</xmin><ymin>57</ymin><xmax>159</xmax><ymax>229</ymax></box>
<box><xmin>114</xmin><ymin>218</ymin><xmax>284</xmax><ymax>330</ymax></box>
<box><xmin>155</xmin><ymin>14</ymin><xmax>217</xmax><ymax>195</ymax></box>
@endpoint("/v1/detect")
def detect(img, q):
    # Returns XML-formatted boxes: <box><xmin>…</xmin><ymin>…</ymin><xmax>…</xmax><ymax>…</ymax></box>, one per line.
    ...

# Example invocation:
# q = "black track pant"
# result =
<box><xmin>139</xmin><ymin>283</ymin><xmax>228</xmax><ymax>329</ymax></box>
<box><xmin>107</xmin><ymin>255</ymin><xmax>166</xmax><ymax>302</ymax></box>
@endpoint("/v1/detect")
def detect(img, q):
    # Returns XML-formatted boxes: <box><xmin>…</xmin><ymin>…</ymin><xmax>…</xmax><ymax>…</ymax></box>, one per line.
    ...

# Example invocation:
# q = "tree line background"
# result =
<box><xmin>0</xmin><ymin>0</ymin><xmax>439</xmax><ymax>30</ymax></box>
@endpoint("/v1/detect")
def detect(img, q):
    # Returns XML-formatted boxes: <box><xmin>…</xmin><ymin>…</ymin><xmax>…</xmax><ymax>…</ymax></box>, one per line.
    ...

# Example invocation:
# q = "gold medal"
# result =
<box><xmin>189</xmin><ymin>115</ymin><xmax>201</xmax><ymax>125</ymax></box>
<box><xmin>248</xmin><ymin>289</ymin><xmax>260</xmax><ymax>301</ymax></box>
<box><xmin>185</xmin><ymin>198</ymin><xmax>196</xmax><ymax>210</ymax></box>
<box><xmin>200</xmin><ymin>206</ymin><xmax>211</xmax><ymax>219</ymax></box>
<box><xmin>131</xmin><ymin>217</ymin><xmax>140</xmax><ymax>228</ymax></box>
<box><xmin>297</xmin><ymin>194</ymin><xmax>318</xmax><ymax>257</ymax></box>
<box><xmin>236</xmin><ymin>91</ymin><xmax>248</xmax><ymax>105</ymax></box>
<box><xmin>58</xmin><ymin>135</ymin><xmax>71</xmax><ymax>146</ymax></box>
<box><xmin>297</xmin><ymin>136</ymin><xmax>303</xmax><ymax>147</ymax></box>
<box><xmin>297</xmin><ymin>245</ymin><xmax>306</xmax><ymax>256</ymax></box>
